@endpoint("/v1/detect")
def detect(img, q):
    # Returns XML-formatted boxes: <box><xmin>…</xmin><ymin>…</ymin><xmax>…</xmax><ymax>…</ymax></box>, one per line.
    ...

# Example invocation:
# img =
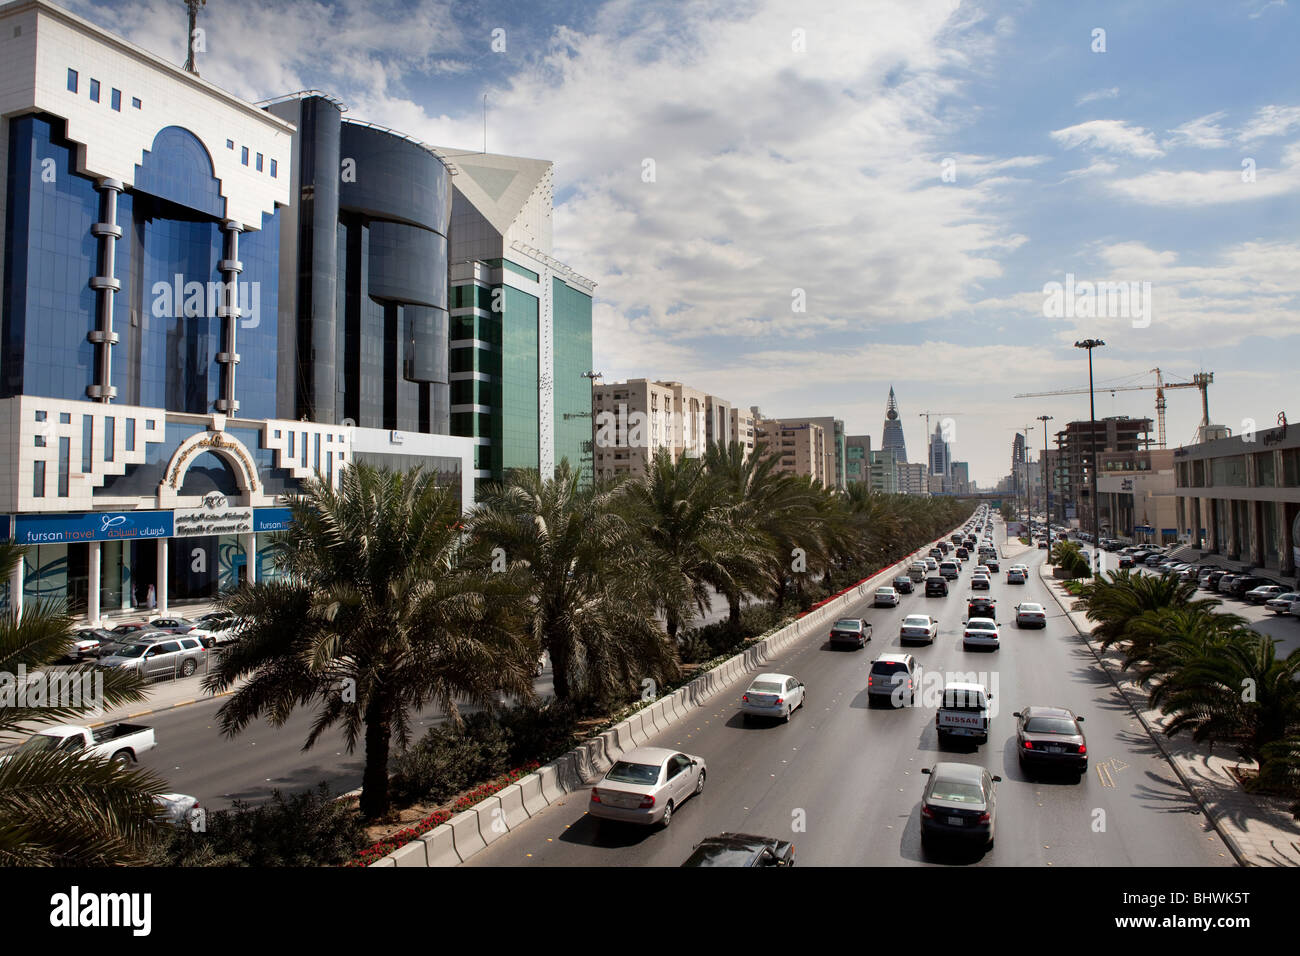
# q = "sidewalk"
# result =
<box><xmin>1037</xmin><ymin>561</ymin><xmax>1300</xmax><ymax>867</ymax></box>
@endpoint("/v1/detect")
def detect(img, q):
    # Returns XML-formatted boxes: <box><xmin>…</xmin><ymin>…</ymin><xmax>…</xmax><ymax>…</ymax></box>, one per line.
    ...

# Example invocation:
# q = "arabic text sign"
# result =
<box><xmin>15</xmin><ymin>511</ymin><xmax>174</xmax><ymax>544</ymax></box>
<box><xmin>173</xmin><ymin>507</ymin><xmax>254</xmax><ymax>538</ymax></box>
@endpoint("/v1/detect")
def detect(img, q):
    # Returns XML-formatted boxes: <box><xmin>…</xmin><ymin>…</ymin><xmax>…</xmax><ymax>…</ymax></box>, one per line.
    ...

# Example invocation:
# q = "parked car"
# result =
<box><xmin>963</xmin><ymin>618</ymin><xmax>1000</xmax><ymax>652</ymax></box>
<box><xmin>1265</xmin><ymin>592</ymin><xmax>1300</xmax><ymax>614</ymax></box>
<box><xmin>740</xmin><ymin>673</ymin><xmax>806</xmax><ymax>723</ymax></box>
<box><xmin>1014</xmin><ymin>706</ymin><xmax>1087</xmax><ymax>780</ymax></box>
<box><xmin>95</xmin><ymin>633</ymin><xmax>206</xmax><ymax>679</ymax></box>
<box><xmin>4</xmin><ymin>722</ymin><xmax>156</xmax><ymax>767</ymax></box>
<box><xmin>1215</xmin><ymin>574</ymin><xmax>1238</xmax><ymax>593</ymax></box>
<box><xmin>867</xmin><ymin>653</ymin><xmax>920</xmax><ymax>707</ymax></box>
<box><xmin>1118</xmin><ymin>555</ymin><xmax>1135</xmax><ymax>569</ymax></box>
<box><xmin>1014</xmin><ymin>602</ymin><xmax>1047</xmax><ymax>628</ymax></box>
<box><xmin>680</xmin><ymin>833</ymin><xmax>794</xmax><ymax>867</ymax></box>
<box><xmin>1203</xmin><ymin>570</ymin><xmax>1227</xmax><ymax>590</ymax></box>
<box><xmin>900</xmin><ymin>614</ymin><xmax>939</xmax><ymax>645</ymax></box>
<box><xmin>892</xmin><ymin>576</ymin><xmax>915</xmax><ymax>594</ymax></box>
<box><xmin>936</xmin><ymin>680</ymin><xmax>994</xmax><ymax>745</ymax></box>
<box><xmin>829</xmin><ymin>618</ymin><xmax>872</xmax><ymax>649</ymax></box>
<box><xmin>925</xmin><ymin>576</ymin><xmax>949</xmax><ymax>597</ymax></box>
<box><xmin>874</xmin><ymin>586</ymin><xmax>901</xmax><ymax>608</ymax></box>
<box><xmin>1230</xmin><ymin>576</ymin><xmax>1274</xmax><ymax>600</ymax></box>
<box><xmin>1245</xmin><ymin>585</ymin><xmax>1286</xmax><ymax>605</ymax></box>
<box><xmin>920</xmin><ymin>762</ymin><xmax>1000</xmax><ymax>850</ymax></box>
<box><xmin>588</xmin><ymin>747</ymin><xmax>706</xmax><ymax>828</ymax></box>
<box><xmin>146</xmin><ymin>616</ymin><xmax>199</xmax><ymax>635</ymax></box>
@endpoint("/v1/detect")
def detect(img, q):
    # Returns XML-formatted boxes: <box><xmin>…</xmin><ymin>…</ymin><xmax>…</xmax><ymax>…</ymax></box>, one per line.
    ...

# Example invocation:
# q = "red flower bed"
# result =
<box><xmin>343</xmin><ymin>760</ymin><xmax>541</xmax><ymax>866</ymax></box>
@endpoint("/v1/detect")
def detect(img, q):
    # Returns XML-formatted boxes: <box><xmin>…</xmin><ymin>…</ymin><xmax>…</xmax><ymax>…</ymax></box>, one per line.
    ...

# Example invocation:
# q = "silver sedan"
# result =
<box><xmin>588</xmin><ymin>747</ymin><xmax>707</xmax><ymax>828</ymax></box>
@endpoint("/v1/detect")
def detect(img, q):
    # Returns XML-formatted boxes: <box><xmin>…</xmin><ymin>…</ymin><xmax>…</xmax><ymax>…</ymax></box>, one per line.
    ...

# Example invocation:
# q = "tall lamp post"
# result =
<box><xmin>582</xmin><ymin>370</ymin><xmax>603</xmax><ymax>488</ymax></box>
<box><xmin>1020</xmin><ymin>424</ymin><xmax>1034</xmax><ymax>534</ymax></box>
<box><xmin>1074</xmin><ymin>339</ymin><xmax>1105</xmax><ymax>572</ymax></box>
<box><xmin>1038</xmin><ymin>414</ymin><xmax>1053</xmax><ymax>561</ymax></box>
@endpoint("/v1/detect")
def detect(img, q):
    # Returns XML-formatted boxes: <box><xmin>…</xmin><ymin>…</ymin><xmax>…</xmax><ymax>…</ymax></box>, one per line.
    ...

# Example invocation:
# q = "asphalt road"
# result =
<box><xmin>468</xmin><ymin>518</ymin><xmax>1233</xmax><ymax>867</ymax></box>
<box><xmin>135</xmin><ymin>670</ymin><xmax>555</xmax><ymax>809</ymax></box>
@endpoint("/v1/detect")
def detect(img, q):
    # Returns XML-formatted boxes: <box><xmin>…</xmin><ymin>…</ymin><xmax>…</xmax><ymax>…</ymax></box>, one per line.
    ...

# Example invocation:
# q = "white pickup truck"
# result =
<box><xmin>5</xmin><ymin>722</ymin><xmax>156</xmax><ymax>766</ymax></box>
<box><xmin>936</xmin><ymin>682</ymin><xmax>993</xmax><ymax>745</ymax></box>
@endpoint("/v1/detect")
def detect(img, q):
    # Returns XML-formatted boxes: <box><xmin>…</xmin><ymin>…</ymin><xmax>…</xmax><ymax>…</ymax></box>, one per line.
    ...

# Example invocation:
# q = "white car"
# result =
<box><xmin>588</xmin><ymin>747</ymin><xmax>706</xmax><ymax>828</ymax></box>
<box><xmin>963</xmin><ymin>617</ymin><xmax>1000</xmax><ymax>651</ymax></box>
<box><xmin>924</xmin><ymin>557</ymin><xmax>939</xmax><ymax>572</ymax></box>
<box><xmin>874</xmin><ymin>586</ymin><xmax>900</xmax><ymax>607</ymax></box>
<box><xmin>1265</xmin><ymin>592</ymin><xmax>1300</xmax><ymax>614</ymax></box>
<box><xmin>974</xmin><ymin>565</ymin><xmax>991</xmax><ymax>577</ymax></box>
<box><xmin>740</xmin><ymin>673</ymin><xmax>806</xmax><ymax>723</ymax></box>
<box><xmin>1245</xmin><ymin>585</ymin><xmax>1285</xmax><ymax>605</ymax></box>
<box><xmin>1015</xmin><ymin>602</ymin><xmax>1047</xmax><ymax>628</ymax></box>
<box><xmin>1006</xmin><ymin>568</ymin><xmax>1026</xmax><ymax>584</ymax></box>
<box><xmin>900</xmin><ymin>614</ymin><xmax>939</xmax><ymax>645</ymax></box>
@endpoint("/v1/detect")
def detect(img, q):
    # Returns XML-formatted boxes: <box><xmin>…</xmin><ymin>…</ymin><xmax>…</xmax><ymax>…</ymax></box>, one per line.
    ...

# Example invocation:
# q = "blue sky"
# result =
<box><xmin>70</xmin><ymin>0</ymin><xmax>1300</xmax><ymax>484</ymax></box>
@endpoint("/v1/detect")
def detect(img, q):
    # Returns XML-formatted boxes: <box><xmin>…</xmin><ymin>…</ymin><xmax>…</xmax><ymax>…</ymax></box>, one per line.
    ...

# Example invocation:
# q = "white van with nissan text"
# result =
<box><xmin>936</xmin><ymin>681</ymin><xmax>993</xmax><ymax>745</ymax></box>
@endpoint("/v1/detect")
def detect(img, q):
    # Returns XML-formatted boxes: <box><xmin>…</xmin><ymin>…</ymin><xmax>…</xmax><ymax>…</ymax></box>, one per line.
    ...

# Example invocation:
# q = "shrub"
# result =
<box><xmin>389</xmin><ymin>712</ymin><xmax>511</xmax><ymax>806</ymax></box>
<box><xmin>148</xmin><ymin>783</ymin><xmax>368</xmax><ymax>867</ymax></box>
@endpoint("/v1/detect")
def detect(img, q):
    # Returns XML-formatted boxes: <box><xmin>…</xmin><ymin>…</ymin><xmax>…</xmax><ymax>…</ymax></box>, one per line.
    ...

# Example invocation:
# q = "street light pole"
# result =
<box><xmin>1074</xmin><ymin>339</ymin><xmax>1105</xmax><ymax>573</ymax></box>
<box><xmin>583</xmin><ymin>370</ymin><xmax>603</xmax><ymax>489</ymax></box>
<box><xmin>1038</xmin><ymin>414</ymin><xmax>1053</xmax><ymax>561</ymax></box>
<box><xmin>1021</xmin><ymin>423</ymin><xmax>1034</xmax><ymax>535</ymax></box>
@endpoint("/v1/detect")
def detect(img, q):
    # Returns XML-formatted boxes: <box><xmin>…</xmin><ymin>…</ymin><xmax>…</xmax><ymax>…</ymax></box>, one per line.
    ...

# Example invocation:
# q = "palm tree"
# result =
<box><xmin>620</xmin><ymin>448</ymin><xmax>739</xmax><ymax>640</ymax></box>
<box><xmin>0</xmin><ymin>541</ymin><xmax>166</xmax><ymax>865</ymax></box>
<box><xmin>466</xmin><ymin>461</ymin><xmax>677</xmax><ymax>704</ymax></box>
<box><xmin>1123</xmin><ymin>606</ymin><xmax>1251</xmax><ymax>685</ymax></box>
<box><xmin>1150</xmin><ymin>635</ymin><xmax>1300</xmax><ymax>764</ymax></box>
<box><xmin>204</xmin><ymin>465</ymin><xmax>534</xmax><ymax>819</ymax></box>
<box><xmin>1075</xmin><ymin>570</ymin><xmax>1218</xmax><ymax>652</ymax></box>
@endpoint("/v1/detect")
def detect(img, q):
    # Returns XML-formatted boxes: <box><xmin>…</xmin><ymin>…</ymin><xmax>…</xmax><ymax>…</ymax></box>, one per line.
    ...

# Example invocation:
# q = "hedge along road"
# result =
<box><xmin>133</xmin><ymin>669</ymin><xmax>556</xmax><ymax>810</ymax></box>
<box><xmin>466</xmin><ymin>524</ymin><xmax>1234</xmax><ymax>867</ymax></box>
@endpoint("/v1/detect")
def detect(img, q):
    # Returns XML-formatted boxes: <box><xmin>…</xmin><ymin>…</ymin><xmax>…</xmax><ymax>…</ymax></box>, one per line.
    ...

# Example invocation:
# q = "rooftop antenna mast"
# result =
<box><xmin>183</xmin><ymin>0</ymin><xmax>205</xmax><ymax>76</ymax></box>
<box><xmin>483</xmin><ymin>94</ymin><xmax>487</xmax><ymax>153</ymax></box>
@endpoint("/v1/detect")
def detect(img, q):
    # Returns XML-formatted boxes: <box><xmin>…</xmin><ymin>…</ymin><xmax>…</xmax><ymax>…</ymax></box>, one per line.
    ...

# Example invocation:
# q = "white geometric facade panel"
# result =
<box><xmin>1</xmin><ymin>1</ymin><xmax>292</xmax><ymax>231</ymax></box>
<box><xmin>0</xmin><ymin>395</ymin><xmax>167</xmax><ymax>513</ymax></box>
<box><xmin>262</xmin><ymin>419</ymin><xmax>351</xmax><ymax>486</ymax></box>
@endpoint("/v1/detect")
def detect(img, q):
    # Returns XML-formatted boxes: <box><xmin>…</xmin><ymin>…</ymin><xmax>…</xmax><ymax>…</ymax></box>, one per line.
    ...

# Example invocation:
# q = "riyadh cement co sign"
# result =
<box><xmin>173</xmin><ymin>493</ymin><xmax>254</xmax><ymax>538</ymax></box>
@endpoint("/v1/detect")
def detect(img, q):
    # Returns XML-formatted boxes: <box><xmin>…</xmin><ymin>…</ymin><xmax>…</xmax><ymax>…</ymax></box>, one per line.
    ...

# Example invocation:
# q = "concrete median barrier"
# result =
<box><xmin>611</xmin><ymin>719</ymin><xmax>635</xmax><ymax>753</ymax></box>
<box><xmin>421</xmin><ymin>823</ymin><xmax>460</xmax><ymax>867</ymax></box>
<box><xmin>517</xmin><ymin>773</ymin><xmax>547</xmax><ymax>817</ymax></box>
<box><xmin>554</xmin><ymin>752</ymin><xmax>585</xmax><ymax>791</ymax></box>
<box><xmin>390</xmin><ymin>839</ymin><xmax>428</xmax><ymax>867</ymax></box>
<box><xmin>448</xmin><ymin>809</ymin><xmax>487</xmax><ymax>861</ymax></box>
<box><xmin>368</xmin><ymin>856</ymin><xmax>396</xmax><ymax>867</ymax></box>
<box><xmin>496</xmin><ymin>783</ymin><xmax>529</xmax><ymax>830</ymax></box>
<box><xmin>536</xmin><ymin>761</ymin><xmax>566</xmax><ymax>803</ymax></box>
<box><xmin>475</xmin><ymin>796</ymin><xmax>509</xmax><ymax>846</ymax></box>
<box><xmin>627</xmin><ymin>711</ymin><xmax>649</xmax><ymax>745</ymax></box>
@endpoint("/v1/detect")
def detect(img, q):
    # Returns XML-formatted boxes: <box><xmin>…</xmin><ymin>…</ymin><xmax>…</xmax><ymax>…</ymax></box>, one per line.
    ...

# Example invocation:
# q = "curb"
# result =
<box><xmin>1036</xmin><ymin>562</ymin><xmax>1254</xmax><ymax>867</ymax></box>
<box><xmin>86</xmin><ymin>688</ymin><xmax>235</xmax><ymax>729</ymax></box>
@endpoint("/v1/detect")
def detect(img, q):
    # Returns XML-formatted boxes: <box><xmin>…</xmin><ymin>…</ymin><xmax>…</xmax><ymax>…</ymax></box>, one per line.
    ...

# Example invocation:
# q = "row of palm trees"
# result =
<box><xmin>209</xmin><ymin>444</ymin><xmax>972</xmax><ymax>819</ymax></box>
<box><xmin>1</xmin><ymin>443</ymin><xmax>975</xmax><ymax>862</ymax></box>
<box><xmin>1075</xmin><ymin>571</ymin><xmax>1300</xmax><ymax>808</ymax></box>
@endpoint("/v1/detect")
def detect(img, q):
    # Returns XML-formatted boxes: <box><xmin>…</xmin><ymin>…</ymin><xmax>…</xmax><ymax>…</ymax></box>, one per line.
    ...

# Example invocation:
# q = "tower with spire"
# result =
<box><xmin>880</xmin><ymin>386</ymin><xmax>908</xmax><ymax>463</ymax></box>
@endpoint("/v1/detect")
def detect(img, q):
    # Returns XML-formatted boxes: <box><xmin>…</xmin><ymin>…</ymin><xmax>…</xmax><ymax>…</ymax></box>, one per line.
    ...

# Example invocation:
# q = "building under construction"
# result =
<box><xmin>1052</xmin><ymin>416</ymin><xmax>1153</xmax><ymax>530</ymax></box>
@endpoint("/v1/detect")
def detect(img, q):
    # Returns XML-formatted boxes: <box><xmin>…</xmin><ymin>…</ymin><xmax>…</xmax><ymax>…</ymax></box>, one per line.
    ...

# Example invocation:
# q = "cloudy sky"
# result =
<box><xmin>69</xmin><ymin>0</ymin><xmax>1300</xmax><ymax>485</ymax></box>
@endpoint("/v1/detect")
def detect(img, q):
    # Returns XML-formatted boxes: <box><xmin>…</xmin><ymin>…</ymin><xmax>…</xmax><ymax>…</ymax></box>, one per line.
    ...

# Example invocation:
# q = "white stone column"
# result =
<box><xmin>241</xmin><ymin>532</ymin><xmax>256</xmax><ymax>584</ymax></box>
<box><xmin>157</xmin><ymin>538</ymin><xmax>169</xmax><ymax>616</ymax></box>
<box><xmin>88</xmin><ymin>542</ymin><xmax>102</xmax><ymax>626</ymax></box>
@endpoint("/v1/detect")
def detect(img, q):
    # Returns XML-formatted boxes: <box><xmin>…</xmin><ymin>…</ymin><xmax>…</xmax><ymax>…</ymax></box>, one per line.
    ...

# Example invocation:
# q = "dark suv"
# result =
<box><xmin>1229</xmin><ymin>575</ymin><xmax>1273</xmax><ymax>599</ymax></box>
<box><xmin>926</xmin><ymin>576</ymin><xmax>949</xmax><ymax>597</ymax></box>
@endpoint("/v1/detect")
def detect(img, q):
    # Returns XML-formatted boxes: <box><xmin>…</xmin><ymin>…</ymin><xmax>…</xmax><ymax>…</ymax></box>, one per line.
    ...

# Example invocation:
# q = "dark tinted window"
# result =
<box><xmin>871</xmin><ymin>661</ymin><xmax>909</xmax><ymax>675</ymax></box>
<box><xmin>1024</xmin><ymin>717</ymin><xmax>1079</xmax><ymax>735</ymax></box>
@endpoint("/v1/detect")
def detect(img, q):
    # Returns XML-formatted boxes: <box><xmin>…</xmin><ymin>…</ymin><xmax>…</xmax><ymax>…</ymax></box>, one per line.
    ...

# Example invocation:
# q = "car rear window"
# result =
<box><xmin>929</xmin><ymin>781</ymin><xmax>984</xmax><ymax>803</ymax></box>
<box><xmin>606</xmin><ymin>762</ymin><xmax>660</xmax><ymax>785</ymax></box>
<box><xmin>871</xmin><ymin>661</ymin><xmax>908</xmax><ymax>675</ymax></box>
<box><xmin>1024</xmin><ymin>717</ymin><xmax>1078</xmax><ymax>735</ymax></box>
<box><xmin>833</xmin><ymin>620</ymin><xmax>859</xmax><ymax>629</ymax></box>
<box><xmin>749</xmin><ymin>681</ymin><xmax>782</xmax><ymax>693</ymax></box>
<box><xmin>943</xmin><ymin>690</ymin><xmax>987</xmax><ymax>710</ymax></box>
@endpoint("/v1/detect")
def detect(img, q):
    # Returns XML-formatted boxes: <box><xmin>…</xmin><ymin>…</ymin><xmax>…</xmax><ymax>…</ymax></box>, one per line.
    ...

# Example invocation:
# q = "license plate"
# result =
<box><xmin>1046</xmin><ymin>745</ymin><xmax>1063</xmax><ymax>753</ymax></box>
<box><xmin>947</xmin><ymin>817</ymin><xmax>964</xmax><ymax>826</ymax></box>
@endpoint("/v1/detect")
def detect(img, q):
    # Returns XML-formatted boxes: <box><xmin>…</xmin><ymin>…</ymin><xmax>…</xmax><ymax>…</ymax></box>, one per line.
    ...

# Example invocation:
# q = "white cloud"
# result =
<box><xmin>1060</xmin><ymin>159</ymin><xmax>1117</xmax><ymax>181</ymax></box>
<box><xmin>1076</xmin><ymin>87</ymin><xmax>1119</xmax><ymax>106</ymax></box>
<box><xmin>1106</xmin><ymin>143</ymin><xmax>1300</xmax><ymax>205</ymax></box>
<box><xmin>1050</xmin><ymin>120</ymin><xmax>1164</xmax><ymax>158</ymax></box>
<box><xmin>1162</xmin><ymin>111</ymin><xmax>1231</xmax><ymax>149</ymax></box>
<box><xmin>1238</xmin><ymin>104</ymin><xmax>1300</xmax><ymax>141</ymax></box>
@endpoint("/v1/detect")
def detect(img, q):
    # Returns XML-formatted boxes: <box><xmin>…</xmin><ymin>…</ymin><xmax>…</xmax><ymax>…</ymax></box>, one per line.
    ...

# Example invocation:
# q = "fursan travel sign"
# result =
<box><xmin>15</xmin><ymin>510</ymin><xmax>174</xmax><ymax>544</ymax></box>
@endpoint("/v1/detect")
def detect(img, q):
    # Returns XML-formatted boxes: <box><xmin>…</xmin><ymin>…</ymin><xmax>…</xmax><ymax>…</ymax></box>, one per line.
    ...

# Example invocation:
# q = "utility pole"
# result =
<box><xmin>182</xmin><ymin>0</ymin><xmax>205</xmax><ymax>75</ymax></box>
<box><xmin>1075</xmin><ymin>339</ymin><xmax>1106</xmax><ymax>573</ymax></box>
<box><xmin>1038</xmin><ymin>414</ymin><xmax>1053</xmax><ymax>561</ymax></box>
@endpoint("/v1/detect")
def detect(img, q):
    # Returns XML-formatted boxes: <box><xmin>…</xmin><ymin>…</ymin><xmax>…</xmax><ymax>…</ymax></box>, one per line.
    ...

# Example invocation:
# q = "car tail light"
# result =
<box><xmin>1078</xmin><ymin>744</ymin><xmax>1087</xmax><ymax>755</ymax></box>
<box><xmin>921</xmin><ymin>805</ymin><xmax>934</xmax><ymax>819</ymax></box>
<box><xmin>867</xmin><ymin>676</ymin><xmax>873</xmax><ymax>686</ymax></box>
<box><xmin>1023</xmin><ymin>740</ymin><xmax>1033</xmax><ymax>749</ymax></box>
<box><xmin>977</xmin><ymin>812</ymin><xmax>990</xmax><ymax>824</ymax></box>
<box><xmin>742</xmin><ymin>694</ymin><xmax>749</xmax><ymax>702</ymax></box>
<box><xmin>638</xmin><ymin>795</ymin><xmax>655</xmax><ymax>809</ymax></box>
<box><xmin>776</xmin><ymin>698</ymin><xmax>784</xmax><ymax>705</ymax></box>
<box><xmin>591</xmin><ymin>788</ymin><xmax>602</xmax><ymax>803</ymax></box>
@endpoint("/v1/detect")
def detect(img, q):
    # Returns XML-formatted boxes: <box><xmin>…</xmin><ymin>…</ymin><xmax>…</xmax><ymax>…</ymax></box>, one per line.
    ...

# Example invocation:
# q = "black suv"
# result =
<box><xmin>1229</xmin><ymin>575</ymin><xmax>1273</xmax><ymax>599</ymax></box>
<box><xmin>926</xmin><ymin>576</ymin><xmax>949</xmax><ymax>597</ymax></box>
<box><xmin>955</xmin><ymin>547</ymin><xmax>969</xmax><ymax>560</ymax></box>
<box><xmin>967</xmin><ymin>596</ymin><xmax>997</xmax><ymax>618</ymax></box>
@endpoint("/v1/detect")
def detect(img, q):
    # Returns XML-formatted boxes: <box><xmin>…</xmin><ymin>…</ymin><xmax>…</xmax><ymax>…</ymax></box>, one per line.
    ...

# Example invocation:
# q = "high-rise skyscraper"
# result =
<box><xmin>928</xmin><ymin>421</ymin><xmax>950</xmax><ymax>490</ymax></box>
<box><xmin>880</xmin><ymin>386</ymin><xmax>908</xmax><ymax>463</ymax></box>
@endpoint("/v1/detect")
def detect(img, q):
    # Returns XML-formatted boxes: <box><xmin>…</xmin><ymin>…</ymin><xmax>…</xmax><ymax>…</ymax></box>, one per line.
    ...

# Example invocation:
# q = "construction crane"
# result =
<box><xmin>1014</xmin><ymin>369</ymin><xmax>1213</xmax><ymax>449</ymax></box>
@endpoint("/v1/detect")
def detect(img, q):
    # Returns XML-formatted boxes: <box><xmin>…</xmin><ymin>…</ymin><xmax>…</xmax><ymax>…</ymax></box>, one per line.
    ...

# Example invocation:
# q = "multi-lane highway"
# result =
<box><xmin>467</xmin><ymin>519</ymin><xmax>1234</xmax><ymax>867</ymax></box>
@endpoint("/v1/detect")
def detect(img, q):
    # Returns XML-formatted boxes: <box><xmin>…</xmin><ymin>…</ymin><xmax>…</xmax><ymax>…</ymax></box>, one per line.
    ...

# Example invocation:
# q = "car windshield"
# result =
<box><xmin>15</xmin><ymin>734</ymin><xmax>62</xmax><ymax>754</ymax></box>
<box><xmin>112</xmin><ymin>643</ymin><xmax>150</xmax><ymax>658</ymax></box>
<box><xmin>833</xmin><ymin>620</ymin><xmax>860</xmax><ymax>630</ymax></box>
<box><xmin>749</xmin><ymin>681</ymin><xmax>782</xmax><ymax>693</ymax></box>
<box><xmin>605</xmin><ymin>761</ymin><xmax>660</xmax><ymax>785</ymax></box>
<box><xmin>929</xmin><ymin>780</ymin><xmax>985</xmax><ymax>803</ymax></box>
<box><xmin>1024</xmin><ymin>717</ymin><xmax>1079</xmax><ymax>735</ymax></box>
